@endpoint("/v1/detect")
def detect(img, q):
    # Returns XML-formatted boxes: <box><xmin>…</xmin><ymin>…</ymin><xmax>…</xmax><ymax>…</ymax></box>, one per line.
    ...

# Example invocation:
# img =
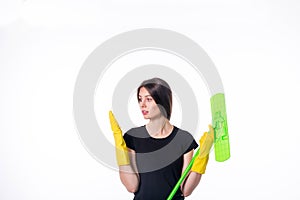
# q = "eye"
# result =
<box><xmin>146</xmin><ymin>97</ymin><xmax>153</xmax><ymax>102</ymax></box>
<box><xmin>138</xmin><ymin>98</ymin><xmax>142</xmax><ymax>102</ymax></box>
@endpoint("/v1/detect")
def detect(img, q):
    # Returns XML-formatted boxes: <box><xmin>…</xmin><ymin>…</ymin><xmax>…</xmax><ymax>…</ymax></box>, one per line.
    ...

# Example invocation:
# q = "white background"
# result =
<box><xmin>1</xmin><ymin>0</ymin><xmax>300</xmax><ymax>199</ymax></box>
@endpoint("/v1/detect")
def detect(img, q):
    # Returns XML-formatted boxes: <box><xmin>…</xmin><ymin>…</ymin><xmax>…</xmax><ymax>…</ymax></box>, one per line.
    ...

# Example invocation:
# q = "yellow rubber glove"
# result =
<box><xmin>191</xmin><ymin>125</ymin><xmax>214</xmax><ymax>174</ymax></box>
<box><xmin>109</xmin><ymin>111</ymin><xmax>130</xmax><ymax>166</ymax></box>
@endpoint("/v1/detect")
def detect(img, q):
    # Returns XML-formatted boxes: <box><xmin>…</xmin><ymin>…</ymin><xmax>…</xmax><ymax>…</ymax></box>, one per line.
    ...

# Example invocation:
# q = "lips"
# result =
<box><xmin>142</xmin><ymin>110</ymin><xmax>149</xmax><ymax>115</ymax></box>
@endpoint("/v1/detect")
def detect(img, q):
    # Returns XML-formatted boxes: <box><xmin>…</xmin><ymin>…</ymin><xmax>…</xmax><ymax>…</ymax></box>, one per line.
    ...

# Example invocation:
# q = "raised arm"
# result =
<box><xmin>109</xmin><ymin>111</ymin><xmax>139</xmax><ymax>193</ymax></box>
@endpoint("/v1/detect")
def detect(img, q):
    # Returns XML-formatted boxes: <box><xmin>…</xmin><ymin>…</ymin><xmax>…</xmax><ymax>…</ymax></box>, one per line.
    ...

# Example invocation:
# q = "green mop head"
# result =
<box><xmin>210</xmin><ymin>93</ymin><xmax>230</xmax><ymax>162</ymax></box>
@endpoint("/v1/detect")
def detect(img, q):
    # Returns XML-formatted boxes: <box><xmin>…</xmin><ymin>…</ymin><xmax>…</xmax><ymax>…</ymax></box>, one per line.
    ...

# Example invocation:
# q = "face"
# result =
<box><xmin>138</xmin><ymin>87</ymin><xmax>161</xmax><ymax>120</ymax></box>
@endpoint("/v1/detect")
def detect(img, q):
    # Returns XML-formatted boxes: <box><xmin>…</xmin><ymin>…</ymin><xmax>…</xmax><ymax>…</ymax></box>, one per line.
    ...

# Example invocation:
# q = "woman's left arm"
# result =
<box><xmin>181</xmin><ymin>125</ymin><xmax>214</xmax><ymax>196</ymax></box>
<box><xmin>180</xmin><ymin>150</ymin><xmax>202</xmax><ymax>197</ymax></box>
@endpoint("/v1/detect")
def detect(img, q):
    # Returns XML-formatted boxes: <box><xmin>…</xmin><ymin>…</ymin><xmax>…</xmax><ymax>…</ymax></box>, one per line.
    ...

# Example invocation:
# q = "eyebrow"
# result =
<box><xmin>138</xmin><ymin>95</ymin><xmax>152</xmax><ymax>97</ymax></box>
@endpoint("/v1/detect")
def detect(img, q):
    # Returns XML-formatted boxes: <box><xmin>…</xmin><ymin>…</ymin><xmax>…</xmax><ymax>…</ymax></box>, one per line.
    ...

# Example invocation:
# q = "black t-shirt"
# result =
<box><xmin>124</xmin><ymin>126</ymin><xmax>198</xmax><ymax>200</ymax></box>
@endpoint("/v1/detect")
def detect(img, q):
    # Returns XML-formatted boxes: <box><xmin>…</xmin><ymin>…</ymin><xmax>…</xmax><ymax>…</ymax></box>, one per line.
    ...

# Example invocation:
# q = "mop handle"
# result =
<box><xmin>166</xmin><ymin>148</ymin><xmax>200</xmax><ymax>200</ymax></box>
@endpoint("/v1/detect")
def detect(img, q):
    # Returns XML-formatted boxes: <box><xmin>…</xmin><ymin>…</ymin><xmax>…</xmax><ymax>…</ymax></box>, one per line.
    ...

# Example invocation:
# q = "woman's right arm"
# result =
<box><xmin>119</xmin><ymin>148</ymin><xmax>139</xmax><ymax>193</ymax></box>
<box><xmin>109</xmin><ymin>111</ymin><xmax>139</xmax><ymax>193</ymax></box>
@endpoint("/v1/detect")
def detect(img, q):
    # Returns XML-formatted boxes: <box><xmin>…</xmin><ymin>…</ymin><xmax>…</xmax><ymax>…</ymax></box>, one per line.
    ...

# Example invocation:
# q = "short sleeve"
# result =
<box><xmin>123</xmin><ymin>132</ymin><xmax>135</xmax><ymax>150</ymax></box>
<box><xmin>184</xmin><ymin>139</ymin><xmax>198</xmax><ymax>154</ymax></box>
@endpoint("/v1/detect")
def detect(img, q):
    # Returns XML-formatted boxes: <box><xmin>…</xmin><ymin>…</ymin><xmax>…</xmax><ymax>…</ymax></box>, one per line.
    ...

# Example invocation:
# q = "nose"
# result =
<box><xmin>139</xmin><ymin>98</ymin><xmax>146</xmax><ymax>108</ymax></box>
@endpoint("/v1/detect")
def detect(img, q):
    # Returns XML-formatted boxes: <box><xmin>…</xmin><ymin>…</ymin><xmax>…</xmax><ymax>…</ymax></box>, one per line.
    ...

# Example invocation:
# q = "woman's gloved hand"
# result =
<box><xmin>191</xmin><ymin>125</ymin><xmax>214</xmax><ymax>174</ymax></box>
<box><xmin>109</xmin><ymin>111</ymin><xmax>130</xmax><ymax>166</ymax></box>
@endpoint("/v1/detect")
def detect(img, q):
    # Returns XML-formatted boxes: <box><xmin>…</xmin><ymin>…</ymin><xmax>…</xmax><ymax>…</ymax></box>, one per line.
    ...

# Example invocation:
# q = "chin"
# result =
<box><xmin>143</xmin><ymin>115</ymin><xmax>150</xmax><ymax>119</ymax></box>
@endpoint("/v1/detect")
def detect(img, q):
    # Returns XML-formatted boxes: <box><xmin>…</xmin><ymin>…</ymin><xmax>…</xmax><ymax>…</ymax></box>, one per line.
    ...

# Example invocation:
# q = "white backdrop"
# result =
<box><xmin>1</xmin><ymin>0</ymin><xmax>300</xmax><ymax>199</ymax></box>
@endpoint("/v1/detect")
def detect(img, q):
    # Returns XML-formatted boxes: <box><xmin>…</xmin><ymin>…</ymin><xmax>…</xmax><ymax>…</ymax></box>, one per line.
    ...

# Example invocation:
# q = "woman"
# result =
<box><xmin>109</xmin><ymin>77</ymin><xmax>214</xmax><ymax>200</ymax></box>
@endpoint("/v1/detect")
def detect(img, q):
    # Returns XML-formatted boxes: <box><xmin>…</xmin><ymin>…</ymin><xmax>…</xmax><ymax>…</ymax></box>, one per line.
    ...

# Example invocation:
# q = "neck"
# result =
<box><xmin>146</xmin><ymin>116</ymin><xmax>173</xmax><ymax>138</ymax></box>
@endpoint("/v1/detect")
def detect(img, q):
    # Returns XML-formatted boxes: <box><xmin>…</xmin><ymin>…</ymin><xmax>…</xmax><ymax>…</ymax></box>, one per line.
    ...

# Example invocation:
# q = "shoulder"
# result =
<box><xmin>174</xmin><ymin>127</ymin><xmax>198</xmax><ymax>152</ymax></box>
<box><xmin>127</xmin><ymin>126</ymin><xmax>145</xmax><ymax>132</ymax></box>
<box><xmin>124</xmin><ymin>126</ymin><xmax>147</xmax><ymax>138</ymax></box>
<box><xmin>175</xmin><ymin>127</ymin><xmax>195</xmax><ymax>140</ymax></box>
<box><xmin>123</xmin><ymin>126</ymin><xmax>146</xmax><ymax>150</ymax></box>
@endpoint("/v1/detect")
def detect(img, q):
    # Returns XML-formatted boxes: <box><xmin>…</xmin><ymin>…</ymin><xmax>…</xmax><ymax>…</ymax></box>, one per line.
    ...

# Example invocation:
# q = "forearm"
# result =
<box><xmin>119</xmin><ymin>166</ymin><xmax>139</xmax><ymax>193</ymax></box>
<box><xmin>181</xmin><ymin>171</ymin><xmax>202</xmax><ymax>197</ymax></box>
<box><xmin>119</xmin><ymin>149</ymin><xmax>139</xmax><ymax>193</ymax></box>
